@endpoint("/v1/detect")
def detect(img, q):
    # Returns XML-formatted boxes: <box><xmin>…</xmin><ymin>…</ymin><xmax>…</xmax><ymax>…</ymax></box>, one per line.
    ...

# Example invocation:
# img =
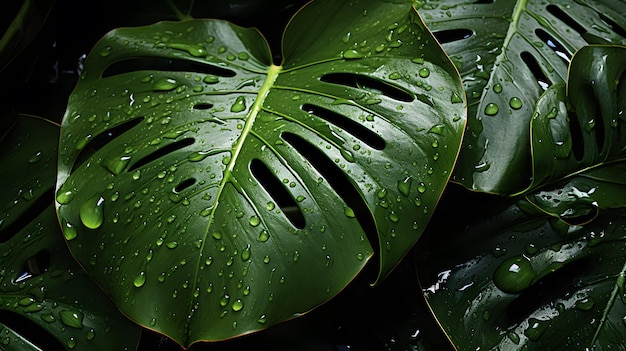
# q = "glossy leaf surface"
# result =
<box><xmin>0</xmin><ymin>116</ymin><xmax>141</xmax><ymax>350</ymax></box>
<box><xmin>55</xmin><ymin>0</ymin><xmax>465</xmax><ymax>346</ymax></box>
<box><xmin>419</xmin><ymin>198</ymin><xmax>626</xmax><ymax>350</ymax></box>
<box><xmin>418</xmin><ymin>0</ymin><xmax>626</xmax><ymax>193</ymax></box>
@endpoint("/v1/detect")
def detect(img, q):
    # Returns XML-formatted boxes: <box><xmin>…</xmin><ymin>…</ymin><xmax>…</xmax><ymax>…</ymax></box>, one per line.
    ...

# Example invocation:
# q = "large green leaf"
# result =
<box><xmin>55</xmin><ymin>0</ymin><xmax>465</xmax><ymax>346</ymax></box>
<box><xmin>418</xmin><ymin>196</ymin><xmax>626</xmax><ymax>350</ymax></box>
<box><xmin>0</xmin><ymin>115</ymin><xmax>141</xmax><ymax>350</ymax></box>
<box><xmin>417</xmin><ymin>0</ymin><xmax>626</xmax><ymax>193</ymax></box>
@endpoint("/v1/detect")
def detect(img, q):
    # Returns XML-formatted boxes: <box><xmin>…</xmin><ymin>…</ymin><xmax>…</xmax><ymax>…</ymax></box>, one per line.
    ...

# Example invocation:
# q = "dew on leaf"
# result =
<box><xmin>397</xmin><ymin>176</ymin><xmax>412</xmax><ymax>196</ymax></box>
<box><xmin>509</xmin><ymin>97</ymin><xmax>523</xmax><ymax>109</ymax></box>
<box><xmin>249</xmin><ymin>216</ymin><xmax>260</xmax><ymax>227</ymax></box>
<box><xmin>493</xmin><ymin>255</ymin><xmax>536</xmax><ymax>293</ymax></box>
<box><xmin>492</xmin><ymin>83</ymin><xmax>503</xmax><ymax>93</ymax></box>
<box><xmin>524</xmin><ymin>318</ymin><xmax>549</xmax><ymax>341</ymax></box>
<box><xmin>62</xmin><ymin>220</ymin><xmax>78</xmax><ymax>241</ymax></box>
<box><xmin>484</xmin><ymin>103</ymin><xmax>499</xmax><ymax>116</ymax></box>
<box><xmin>60</xmin><ymin>310</ymin><xmax>84</xmax><ymax>329</ymax></box>
<box><xmin>231</xmin><ymin>96</ymin><xmax>247</xmax><ymax>113</ymax></box>
<box><xmin>154</xmin><ymin>77</ymin><xmax>178</xmax><ymax>91</ymax></box>
<box><xmin>133</xmin><ymin>272</ymin><xmax>147</xmax><ymax>288</ymax></box>
<box><xmin>79</xmin><ymin>195</ymin><xmax>105</xmax><ymax>229</ymax></box>
<box><xmin>418</xmin><ymin>68</ymin><xmax>430</xmax><ymax>78</ymax></box>
<box><xmin>343</xmin><ymin>49</ymin><xmax>364</xmax><ymax>59</ymax></box>
<box><xmin>232</xmin><ymin>299</ymin><xmax>244</xmax><ymax>312</ymax></box>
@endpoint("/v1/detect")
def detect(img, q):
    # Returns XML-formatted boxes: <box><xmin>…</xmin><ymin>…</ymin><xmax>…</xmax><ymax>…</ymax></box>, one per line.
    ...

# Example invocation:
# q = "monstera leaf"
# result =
<box><xmin>55</xmin><ymin>0</ymin><xmax>465</xmax><ymax>346</ymax></box>
<box><xmin>417</xmin><ymin>0</ymin><xmax>626</xmax><ymax>193</ymax></box>
<box><xmin>418</xmin><ymin>196</ymin><xmax>626</xmax><ymax>350</ymax></box>
<box><xmin>0</xmin><ymin>115</ymin><xmax>140</xmax><ymax>350</ymax></box>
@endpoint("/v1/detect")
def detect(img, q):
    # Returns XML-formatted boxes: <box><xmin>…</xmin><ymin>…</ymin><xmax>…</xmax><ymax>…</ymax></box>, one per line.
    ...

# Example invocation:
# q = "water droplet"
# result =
<box><xmin>293</xmin><ymin>250</ymin><xmax>300</xmax><ymax>262</ymax></box>
<box><xmin>41</xmin><ymin>313</ymin><xmax>55</xmax><ymax>323</ymax></box>
<box><xmin>100</xmin><ymin>46</ymin><xmax>112</xmax><ymax>57</ymax></box>
<box><xmin>417</xmin><ymin>182</ymin><xmax>426</xmax><ymax>193</ymax></box>
<box><xmin>484</xmin><ymin>103</ymin><xmax>499</xmax><ymax>116</ymax></box>
<box><xmin>418</xmin><ymin>68</ymin><xmax>430</xmax><ymax>78</ymax></box>
<box><xmin>168</xmin><ymin>43</ymin><xmax>207</xmax><ymax>57</ymax></box>
<box><xmin>67</xmin><ymin>337</ymin><xmax>77</xmax><ymax>349</ymax></box>
<box><xmin>258</xmin><ymin>230</ymin><xmax>269</xmax><ymax>242</ymax></box>
<box><xmin>343</xmin><ymin>49</ymin><xmax>364</xmax><ymax>59</ymax></box>
<box><xmin>166</xmin><ymin>241</ymin><xmax>178</xmax><ymax>249</ymax></box>
<box><xmin>428</xmin><ymin>124</ymin><xmax>445</xmax><ymax>135</ymax></box>
<box><xmin>154</xmin><ymin>77</ymin><xmax>178</xmax><ymax>91</ymax></box>
<box><xmin>60</xmin><ymin>310</ymin><xmax>84</xmax><ymax>329</ymax></box>
<box><xmin>389</xmin><ymin>72</ymin><xmax>402</xmax><ymax>80</ymax></box>
<box><xmin>238</xmin><ymin>52</ymin><xmax>249</xmax><ymax>60</ymax></box>
<box><xmin>220</xmin><ymin>294</ymin><xmax>230</xmax><ymax>307</ymax></box>
<box><xmin>212</xmin><ymin>231</ymin><xmax>222</xmax><ymax>240</ymax></box>
<box><xmin>249</xmin><ymin>216</ymin><xmax>260</xmax><ymax>227</ymax></box>
<box><xmin>242</xmin><ymin>244</ymin><xmax>251</xmax><ymax>261</ymax></box>
<box><xmin>79</xmin><ymin>195</ymin><xmax>105</xmax><ymax>229</ymax></box>
<box><xmin>56</xmin><ymin>187</ymin><xmax>76</xmax><ymax>205</ymax></box>
<box><xmin>232</xmin><ymin>299</ymin><xmax>243</xmax><ymax>312</ymax></box>
<box><xmin>28</xmin><ymin>151</ymin><xmax>43</xmax><ymax>163</ymax></box>
<box><xmin>344</xmin><ymin>206</ymin><xmax>355</xmax><ymax>218</ymax></box>
<box><xmin>493</xmin><ymin>255</ymin><xmax>536</xmax><ymax>293</ymax></box>
<box><xmin>524</xmin><ymin>318</ymin><xmax>549</xmax><ymax>341</ymax></box>
<box><xmin>546</xmin><ymin>107</ymin><xmax>558</xmax><ymax>119</ymax></box>
<box><xmin>450</xmin><ymin>92</ymin><xmax>463</xmax><ymax>104</ymax></box>
<box><xmin>575</xmin><ymin>296</ymin><xmax>595</xmax><ymax>310</ymax></box>
<box><xmin>397</xmin><ymin>176</ymin><xmax>412</xmax><ymax>196</ymax></box>
<box><xmin>585</xmin><ymin>119</ymin><xmax>596</xmax><ymax>132</ymax></box>
<box><xmin>231</xmin><ymin>96</ymin><xmax>247</xmax><ymax>113</ymax></box>
<box><xmin>133</xmin><ymin>272</ymin><xmax>146</xmax><ymax>288</ymax></box>
<box><xmin>62</xmin><ymin>220</ymin><xmax>78</xmax><ymax>241</ymax></box>
<box><xmin>507</xmin><ymin>331</ymin><xmax>520</xmax><ymax>344</ymax></box>
<box><xmin>509</xmin><ymin>97</ymin><xmax>523</xmax><ymax>109</ymax></box>
<box><xmin>492</xmin><ymin>83</ymin><xmax>502</xmax><ymax>93</ymax></box>
<box><xmin>203</xmin><ymin>75</ymin><xmax>219</xmax><ymax>84</ymax></box>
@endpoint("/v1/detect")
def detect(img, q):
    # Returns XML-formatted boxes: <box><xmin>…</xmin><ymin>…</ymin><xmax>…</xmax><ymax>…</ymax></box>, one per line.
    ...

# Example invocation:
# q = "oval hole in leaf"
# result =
<box><xmin>0</xmin><ymin>188</ymin><xmax>53</xmax><ymax>244</ymax></box>
<box><xmin>14</xmin><ymin>250</ymin><xmax>51</xmax><ymax>284</ymax></box>
<box><xmin>432</xmin><ymin>28</ymin><xmax>473</xmax><ymax>44</ymax></box>
<box><xmin>320</xmin><ymin>73</ymin><xmax>414</xmax><ymax>102</ymax></box>
<box><xmin>546</xmin><ymin>5</ymin><xmax>587</xmax><ymax>38</ymax></box>
<box><xmin>193</xmin><ymin>103</ymin><xmax>214</xmax><ymax>110</ymax></box>
<box><xmin>127</xmin><ymin>137</ymin><xmax>195</xmax><ymax>171</ymax></box>
<box><xmin>520</xmin><ymin>52</ymin><xmax>552</xmax><ymax>91</ymax></box>
<box><xmin>102</xmin><ymin>57</ymin><xmax>236</xmax><ymax>79</ymax></box>
<box><xmin>173</xmin><ymin>178</ymin><xmax>196</xmax><ymax>194</ymax></box>
<box><xmin>504</xmin><ymin>258</ymin><xmax>593</xmax><ymax>325</ymax></box>
<box><xmin>301</xmin><ymin>104</ymin><xmax>385</xmax><ymax>150</ymax></box>
<box><xmin>71</xmin><ymin>117</ymin><xmax>143</xmax><ymax>173</ymax></box>
<box><xmin>249</xmin><ymin>159</ymin><xmax>305</xmax><ymax>229</ymax></box>
<box><xmin>0</xmin><ymin>310</ymin><xmax>65</xmax><ymax>351</ymax></box>
<box><xmin>282</xmin><ymin>132</ymin><xmax>378</xmax><ymax>250</ymax></box>
<box><xmin>534</xmin><ymin>29</ymin><xmax>571</xmax><ymax>64</ymax></box>
<box><xmin>598</xmin><ymin>13</ymin><xmax>626</xmax><ymax>37</ymax></box>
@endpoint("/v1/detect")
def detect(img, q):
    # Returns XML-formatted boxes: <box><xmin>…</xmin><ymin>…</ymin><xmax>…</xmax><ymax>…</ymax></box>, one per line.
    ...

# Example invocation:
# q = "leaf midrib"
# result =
<box><xmin>186</xmin><ymin>64</ymin><xmax>282</xmax><ymax>342</ymax></box>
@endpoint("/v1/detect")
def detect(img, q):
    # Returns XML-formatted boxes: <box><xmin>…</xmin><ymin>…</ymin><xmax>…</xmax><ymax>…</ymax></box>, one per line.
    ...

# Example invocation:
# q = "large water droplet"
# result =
<box><xmin>509</xmin><ymin>97</ymin><xmax>523</xmax><ymax>110</ymax></box>
<box><xmin>56</xmin><ymin>187</ymin><xmax>76</xmax><ymax>205</ymax></box>
<box><xmin>493</xmin><ymin>255</ymin><xmax>536</xmax><ymax>293</ymax></box>
<box><xmin>418</xmin><ymin>68</ymin><xmax>430</xmax><ymax>78</ymax></box>
<box><xmin>249</xmin><ymin>216</ymin><xmax>260</xmax><ymax>227</ymax></box>
<box><xmin>62</xmin><ymin>220</ymin><xmax>78</xmax><ymax>241</ymax></box>
<box><xmin>232</xmin><ymin>299</ymin><xmax>244</xmax><ymax>312</ymax></box>
<box><xmin>484</xmin><ymin>103</ymin><xmax>499</xmax><ymax>116</ymax></box>
<box><xmin>154</xmin><ymin>77</ymin><xmax>178</xmax><ymax>91</ymax></box>
<box><xmin>79</xmin><ymin>195</ymin><xmax>105</xmax><ymax>229</ymax></box>
<box><xmin>133</xmin><ymin>272</ymin><xmax>146</xmax><ymax>288</ymax></box>
<box><xmin>492</xmin><ymin>83</ymin><xmax>502</xmax><ymax>93</ymax></box>
<box><xmin>524</xmin><ymin>318</ymin><xmax>549</xmax><ymax>341</ymax></box>
<box><xmin>60</xmin><ymin>310</ymin><xmax>84</xmax><ymax>329</ymax></box>
<box><xmin>344</xmin><ymin>206</ymin><xmax>355</xmax><ymax>218</ymax></box>
<box><xmin>242</xmin><ymin>244</ymin><xmax>251</xmax><ymax>261</ymax></box>
<box><xmin>343</xmin><ymin>49</ymin><xmax>364</xmax><ymax>59</ymax></box>
<box><xmin>397</xmin><ymin>176</ymin><xmax>412</xmax><ymax>196</ymax></box>
<box><xmin>231</xmin><ymin>96</ymin><xmax>247</xmax><ymax>113</ymax></box>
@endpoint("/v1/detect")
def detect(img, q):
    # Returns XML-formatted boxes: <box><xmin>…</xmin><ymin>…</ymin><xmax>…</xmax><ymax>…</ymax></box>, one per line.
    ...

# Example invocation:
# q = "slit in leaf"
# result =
<box><xmin>128</xmin><ymin>137</ymin><xmax>195</xmax><ymax>171</ymax></box>
<box><xmin>432</xmin><ymin>28</ymin><xmax>473</xmax><ymax>44</ymax></box>
<box><xmin>193</xmin><ymin>103</ymin><xmax>214</xmax><ymax>110</ymax></box>
<box><xmin>102</xmin><ymin>57</ymin><xmax>236</xmax><ymax>78</ymax></box>
<box><xmin>174</xmin><ymin>178</ymin><xmax>197</xmax><ymax>194</ymax></box>
<box><xmin>0</xmin><ymin>310</ymin><xmax>65</xmax><ymax>351</ymax></box>
<box><xmin>504</xmin><ymin>257</ymin><xmax>593</xmax><ymax>326</ymax></box>
<box><xmin>572</xmin><ymin>83</ymin><xmax>603</xmax><ymax>158</ymax></box>
<box><xmin>0</xmin><ymin>187</ymin><xmax>53</xmax><ymax>244</ymax></box>
<box><xmin>282</xmin><ymin>132</ymin><xmax>377</xmax><ymax>249</ymax></box>
<box><xmin>534</xmin><ymin>29</ymin><xmax>571</xmax><ymax>64</ymax></box>
<box><xmin>14</xmin><ymin>250</ymin><xmax>51</xmax><ymax>283</ymax></box>
<box><xmin>598</xmin><ymin>13</ymin><xmax>626</xmax><ymax>38</ymax></box>
<box><xmin>302</xmin><ymin>104</ymin><xmax>385</xmax><ymax>150</ymax></box>
<box><xmin>250</xmin><ymin>159</ymin><xmax>305</xmax><ymax>229</ymax></box>
<box><xmin>520</xmin><ymin>52</ymin><xmax>551</xmax><ymax>91</ymax></box>
<box><xmin>473</xmin><ymin>0</ymin><xmax>494</xmax><ymax>3</ymax></box>
<box><xmin>546</xmin><ymin>5</ymin><xmax>587</xmax><ymax>36</ymax></box>
<box><xmin>320</xmin><ymin>73</ymin><xmax>414</xmax><ymax>102</ymax></box>
<box><xmin>71</xmin><ymin>117</ymin><xmax>144</xmax><ymax>173</ymax></box>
